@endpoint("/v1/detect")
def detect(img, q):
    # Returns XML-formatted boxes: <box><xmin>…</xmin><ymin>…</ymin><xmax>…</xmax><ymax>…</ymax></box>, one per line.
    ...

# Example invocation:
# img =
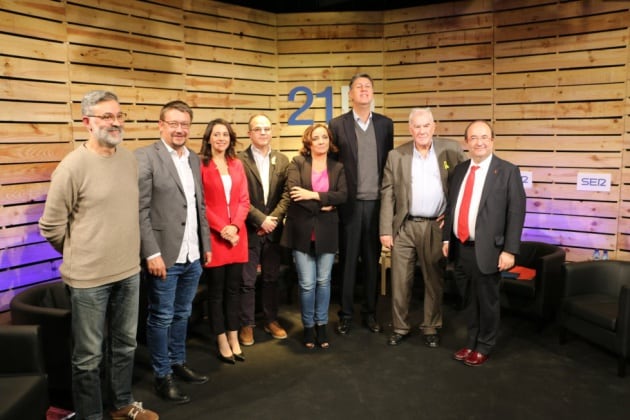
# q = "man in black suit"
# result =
<box><xmin>442</xmin><ymin>120</ymin><xmax>526</xmax><ymax>366</ymax></box>
<box><xmin>329</xmin><ymin>73</ymin><xmax>394</xmax><ymax>335</ymax></box>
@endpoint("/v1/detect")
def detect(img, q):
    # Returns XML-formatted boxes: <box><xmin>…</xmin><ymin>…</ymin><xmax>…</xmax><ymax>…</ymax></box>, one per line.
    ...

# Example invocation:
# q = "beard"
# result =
<box><xmin>95</xmin><ymin>125</ymin><xmax>124</xmax><ymax>147</ymax></box>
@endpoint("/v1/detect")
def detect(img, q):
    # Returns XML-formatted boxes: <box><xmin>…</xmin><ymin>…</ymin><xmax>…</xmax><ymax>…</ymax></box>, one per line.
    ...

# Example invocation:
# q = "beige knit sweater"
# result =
<box><xmin>39</xmin><ymin>144</ymin><xmax>140</xmax><ymax>288</ymax></box>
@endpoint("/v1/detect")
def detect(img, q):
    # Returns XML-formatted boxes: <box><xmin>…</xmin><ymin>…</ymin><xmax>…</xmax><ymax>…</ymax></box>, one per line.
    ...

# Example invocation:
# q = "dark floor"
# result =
<box><xmin>124</xmin><ymin>290</ymin><xmax>630</xmax><ymax>420</ymax></box>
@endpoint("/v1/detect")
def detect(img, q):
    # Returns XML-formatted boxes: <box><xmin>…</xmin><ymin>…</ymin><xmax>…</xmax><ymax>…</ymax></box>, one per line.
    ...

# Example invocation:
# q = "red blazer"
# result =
<box><xmin>201</xmin><ymin>157</ymin><xmax>250</xmax><ymax>267</ymax></box>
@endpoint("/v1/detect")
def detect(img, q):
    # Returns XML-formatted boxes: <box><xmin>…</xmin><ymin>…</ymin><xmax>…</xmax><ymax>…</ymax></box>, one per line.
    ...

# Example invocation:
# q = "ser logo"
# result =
<box><xmin>577</xmin><ymin>172</ymin><xmax>611</xmax><ymax>192</ymax></box>
<box><xmin>580</xmin><ymin>178</ymin><xmax>608</xmax><ymax>187</ymax></box>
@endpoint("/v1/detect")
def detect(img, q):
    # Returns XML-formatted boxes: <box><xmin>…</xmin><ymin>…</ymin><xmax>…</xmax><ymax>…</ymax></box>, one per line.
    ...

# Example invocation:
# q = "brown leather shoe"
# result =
<box><xmin>110</xmin><ymin>402</ymin><xmax>159</xmax><ymax>420</ymax></box>
<box><xmin>264</xmin><ymin>320</ymin><xmax>288</xmax><ymax>339</ymax></box>
<box><xmin>239</xmin><ymin>326</ymin><xmax>255</xmax><ymax>346</ymax></box>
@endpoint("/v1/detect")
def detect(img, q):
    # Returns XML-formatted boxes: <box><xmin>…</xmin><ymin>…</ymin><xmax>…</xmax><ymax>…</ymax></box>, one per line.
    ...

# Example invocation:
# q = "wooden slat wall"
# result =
<box><xmin>1</xmin><ymin>0</ymin><xmax>629</xmax><ymax>311</ymax></box>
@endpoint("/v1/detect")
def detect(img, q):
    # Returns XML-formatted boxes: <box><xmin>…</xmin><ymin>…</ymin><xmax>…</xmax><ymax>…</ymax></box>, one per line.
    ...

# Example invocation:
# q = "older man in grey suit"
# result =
<box><xmin>380</xmin><ymin>108</ymin><xmax>466</xmax><ymax>347</ymax></box>
<box><xmin>136</xmin><ymin>100</ymin><xmax>212</xmax><ymax>404</ymax></box>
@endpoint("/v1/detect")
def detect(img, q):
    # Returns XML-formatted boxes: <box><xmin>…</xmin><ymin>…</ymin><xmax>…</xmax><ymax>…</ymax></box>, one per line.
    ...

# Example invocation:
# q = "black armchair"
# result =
<box><xmin>0</xmin><ymin>325</ymin><xmax>49</xmax><ymax>420</ymax></box>
<box><xmin>10</xmin><ymin>281</ymin><xmax>73</xmax><ymax>409</ymax></box>
<box><xmin>558</xmin><ymin>260</ymin><xmax>630</xmax><ymax>377</ymax></box>
<box><xmin>500</xmin><ymin>241</ymin><xmax>566</xmax><ymax>325</ymax></box>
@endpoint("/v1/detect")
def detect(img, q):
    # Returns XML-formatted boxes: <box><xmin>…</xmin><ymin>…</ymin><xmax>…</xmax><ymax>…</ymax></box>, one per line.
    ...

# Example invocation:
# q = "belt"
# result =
<box><xmin>407</xmin><ymin>215</ymin><xmax>437</xmax><ymax>222</ymax></box>
<box><xmin>460</xmin><ymin>240</ymin><xmax>475</xmax><ymax>247</ymax></box>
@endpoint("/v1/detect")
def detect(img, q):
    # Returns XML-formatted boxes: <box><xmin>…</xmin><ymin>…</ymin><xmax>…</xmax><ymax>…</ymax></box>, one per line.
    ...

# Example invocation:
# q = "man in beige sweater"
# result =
<box><xmin>39</xmin><ymin>90</ymin><xmax>158</xmax><ymax>420</ymax></box>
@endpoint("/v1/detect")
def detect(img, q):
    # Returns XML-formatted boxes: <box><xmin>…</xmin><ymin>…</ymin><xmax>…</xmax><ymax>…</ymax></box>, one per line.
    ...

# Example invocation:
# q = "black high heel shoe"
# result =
<box><xmin>316</xmin><ymin>324</ymin><xmax>329</xmax><ymax>349</ymax></box>
<box><xmin>217</xmin><ymin>352</ymin><xmax>236</xmax><ymax>365</ymax></box>
<box><xmin>233</xmin><ymin>352</ymin><xmax>245</xmax><ymax>362</ymax></box>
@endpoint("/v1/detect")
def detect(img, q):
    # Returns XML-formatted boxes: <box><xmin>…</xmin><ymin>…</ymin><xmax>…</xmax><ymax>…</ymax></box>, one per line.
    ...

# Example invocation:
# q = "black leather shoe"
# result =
<box><xmin>336</xmin><ymin>318</ymin><xmax>352</xmax><ymax>335</ymax></box>
<box><xmin>423</xmin><ymin>334</ymin><xmax>440</xmax><ymax>348</ymax></box>
<box><xmin>155</xmin><ymin>374</ymin><xmax>191</xmax><ymax>404</ymax></box>
<box><xmin>233</xmin><ymin>352</ymin><xmax>245</xmax><ymax>362</ymax></box>
<box><xmin>387</xmin><ymin>332</ymin><xmax>408</xmax><ymax>346</ymax></box>
<box><xmin>172</xmin><ymin>363</ymin><xmax>208</xmax><ymax>384</ymax></box>
<box><xmin>218</xmin><ymin>353</ymin><xmax>236</xmax><ymax>365</ymax></box>
<box><xmin>363</xmin><ymin>315</ymin><xmax>382</xmax><ymax>333</ymax></box>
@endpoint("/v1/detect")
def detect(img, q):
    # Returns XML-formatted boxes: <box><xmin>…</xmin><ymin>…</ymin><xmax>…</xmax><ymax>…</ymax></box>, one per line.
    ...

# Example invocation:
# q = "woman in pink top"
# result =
<box><xmin>280</xmin><ymin>123</ymin><xmax>347</xmax><ymax>349</ymax></box>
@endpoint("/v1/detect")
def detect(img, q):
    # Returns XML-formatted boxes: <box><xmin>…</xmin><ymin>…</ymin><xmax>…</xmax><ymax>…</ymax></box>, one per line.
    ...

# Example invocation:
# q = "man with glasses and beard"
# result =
<box><xmin>39</xmin><ymin>90</ymin><xmax>158</xmax><ymax>420</ymax></box>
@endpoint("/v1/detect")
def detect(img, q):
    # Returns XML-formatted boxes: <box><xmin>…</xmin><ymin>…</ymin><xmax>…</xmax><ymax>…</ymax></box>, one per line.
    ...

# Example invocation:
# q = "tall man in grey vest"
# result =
<box><xmin>329</xmin><ymin>73</ymin><xmax>394</xmax><ymax>335</ymax></box>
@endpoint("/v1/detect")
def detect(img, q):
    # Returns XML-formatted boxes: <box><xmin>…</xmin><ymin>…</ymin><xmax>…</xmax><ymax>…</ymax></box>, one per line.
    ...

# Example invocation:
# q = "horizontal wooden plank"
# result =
<box><xmin>66</xmin><ymin>4</ymin><xmax>183</xmax><ymax>41</ymax></box>
<box><xmin>67</xmin><ymin>25</ymin><xmax>184</xmax><ymax>57</ymax></box>
<box><xmin>278</xmin><ymin>52</ymin><xmax>383</xmax><ymax>68</ymax></box>
<box><xmin>1</xmin><ymin>101</ymin><xmax>71</xmax><ymax>123</ymax></box>
<box><xmin>184</xmin><ymin>28</ymin><xmax>276</xmax><ymax>53</ymax></box>
<box><xmin>187</xmin><ymin>0</ymin><xmax>276</xmax><ymax>26</ymax></box>
<box><xmin>0</xmin><ymin>265</ymin><xmax>61</xmax><ymax>294</ymax></box>
<box><xmin>384</xmin><ymin>1</ymin><xmax>492</xmax><ymax>24</ymax></box>
<box><xmin>495</xmin><ymin>102</ymin><xmax>625</xmax><ymax>119</ymax></box>
<box><xmin>495</xmin><ymin>84</ymin><xmax>626</xmax><ymax>103</ymax></box>
<box><xmin>1</xmin><ymin>79</ymin><xmax>69</xmax><ymax>103</ymax></box>
<box><xmin>521</xmin><ymin>182</ymin><xmax>620</xmax><ymax>201</ymax></box>
<box><xmin>0</xmin><ymin>10</ymin><xmax>65</xmax><ymax>40</ymax></box>
<box><xmin>385</xmin><ymin>91</ymin><xmax>493</xmax><ymax>108</ymax></box>
<box><xmin>186</xmin><ymin>60</ymin><xmax>276</xmax><ymax>81</ymax></box>
<box><xmin>69</xmin><ymin>64</ymin><xmax>185</xmax><ymax>89</ymax></box>
<box><xmin>384</xmin><ymin>44</ymin><xmax>493</xmax><ymax>65</ymax></box>
<box><xmin>0</xmin><ymin>203</ymin><xmax>45</xmax><ymax>227</ymax></box>
<box><xmin>0</xmin><ymin>33</ymin><xmax>66</xmax><ymax>62</ymax></box>
<box><xmin>278</xmin><ymin>38</ymin><xmax>384</xmax><ymax>54</ymax></box>
<box><xmin>520</xmin><ymin>167</ymin><xmax>621</xmax><ymax>184</ymax></box>
<box><xmin>0</xmin><ymin>163</ymin><xmax>57</xmax><ymax>184</ymax></box>
<box><xmin>385</xmin><ymin>59</ymin><xmax>493</xmax><ymax>78</ymax></box>
<box><xmin>494</xmin><ymin>118</ymin><xmax>624</xmax><ymax>136</ymax></box>
<box><xmin>0</xmin><ymin>224</ymin><xmax>43</xmax><ymax>249</ymax></box>
<box><xmin>277</xmin><ymin>67</ymin><xmax>384</xmax><ymax>82</ymax></box>
<box><xmin>0</xmin><ymin>123</ymin><xmax>72</xmax><ymax>144</ymax></box>
<box><xmin>495</xmin><ymin>29</ymin><xmax>628</xmax><ymax>57</ymax></box>
<box><xmin>0</xmin><ymin>242</ymin><xmax>61</xmax><ymax>270</ymax></box>
<box><xmin>385</xmin><ymin>28</ymin><xmax>493</xmax><ymax>50</ymax></box>
<box><xmin>0</xmin><ymin>0</ymin><xmax>65</xmax><ymax>20</ymax></box>
<box><xmin>0</xmin><ymin>143</ymin><xmax>73</xmax><ymax>165</ymax></box>
<box><xmin>0</xmin><ymin>182</ymin><xmax>50</xmax><ymax>206</ymax></box>
<box><xmin>184</xmin><ymin>11</ymin><xmax>276</xmax><ymax>40</ymax></box>
<box><xmin>494</xmin><ymin>67</ymin><xmax>627</xmax><ymax>89</ymax></box>
<box><xmin>492</xmin><ymin>135</ymin><xmax>622</xmax><ymax>152</ymax></box>
<box><xmin>1</xmin><ymin>56</ymin><xmax>68</xmax><ymax>83</ymax></box>
<box><xmin>277</xmin><ymin>24</ymin><xmax>383</xmax><ymax>40</ymax></box>
<box><xmin>77</xmin><ymin>0</ymin><xmax>183</xmax><ymax>22</ymax></box>
<box><xmin>495</xmin><ymin>49</ymin><xmax>627</xmax><ymax>73</ymax></box>
<box><xmin>385</xmin><ymin>12</ymin><xmax>493</xmax><ymax>37</ymax></box>
<box><xmin>525</xmin><ymin>213</ymin><xmax>618</xmax><ymax>235</ymax></box>
<box><xmin>522</xmin><ymin>227</ymin><xmax>616</xmax><ymax>250</ymax></box>
<box><xmin>500</xmin><ymin>150</ymin><xmax>622</xmax><ymax>169</ymax></box>
<box><xmin>526</xmin><ymin>197</ymin><xmax>618</xmax><ymax>218</ymax></box>
<box><xmin>185</xmin><ymin>44</ymin><xmax>275</xmax><ymax>67</ymax></box>
<box><xmin>277</xmin><ymin>11</ymin><xmax>382</xmax><ymax>26</ymax></box>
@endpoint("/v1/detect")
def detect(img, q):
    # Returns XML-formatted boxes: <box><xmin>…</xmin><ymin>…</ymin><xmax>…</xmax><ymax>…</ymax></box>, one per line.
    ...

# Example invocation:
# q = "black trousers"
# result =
<box><xmin>454</xmin><ymin>242</ymin><xmax>501</xmax><ymax>355</ymax></box>
<box><xmin>206</xmin><ymin>263</ymin><xmax>244</xmax><ymax>335</ymax></box>
<box><xmin>338</xmin><ymin>199</ymin><xmax>381</xmax><ymax>319</ymax></box>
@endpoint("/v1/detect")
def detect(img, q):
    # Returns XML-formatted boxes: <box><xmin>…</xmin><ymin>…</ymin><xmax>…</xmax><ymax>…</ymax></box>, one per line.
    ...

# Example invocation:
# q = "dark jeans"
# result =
<box><xmin>145</xmin><ymin>260</ymin><xmax>202</xmax><ymax>378</ymax></box>
<box><xmin>240</xmin><ymin>238</ymin><xmax>282</xmax><ymax>326</ymax></box>
<box><xmin>68</xmin><ymin>273</ymin><xmax>139</xmax><ymax>420</ymax></box>
<box><xmin>207</xmin><ymin>263</ymin><xmax>243</xmax><ymax>335</ymax></box>
<box><xmin>338</xmin><ymin>199</ymin><xmax>381</xmax><ymax>320</ymax></box>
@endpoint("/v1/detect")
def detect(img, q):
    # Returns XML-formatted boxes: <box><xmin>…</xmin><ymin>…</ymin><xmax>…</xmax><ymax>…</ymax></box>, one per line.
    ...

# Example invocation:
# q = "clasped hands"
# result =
<box><xmin>221</xmin><ymin>224</ymin><xmax>239</xmax><ymax>247</ymax></box>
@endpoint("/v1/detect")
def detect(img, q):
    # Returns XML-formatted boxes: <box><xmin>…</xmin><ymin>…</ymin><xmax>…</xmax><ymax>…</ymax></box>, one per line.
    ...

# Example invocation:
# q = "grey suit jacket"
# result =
<box><xmin>237</xmin><ymin>146</ymin><xmax>290</xmax><ymax>244</ymax></box>
<box><xmin>380</xmin><ymin>138</ymin><xmax>466</xmax><ymax>238</ymax></box>
<box><xmin>443</xmin><ymin>154</ymin><xmax>527</xmax><ymax>274</ymax></box>
<box><xmin>135</xmin><ymin>140</ymin><xmax>211</xmax><ymax>268</ymax></box>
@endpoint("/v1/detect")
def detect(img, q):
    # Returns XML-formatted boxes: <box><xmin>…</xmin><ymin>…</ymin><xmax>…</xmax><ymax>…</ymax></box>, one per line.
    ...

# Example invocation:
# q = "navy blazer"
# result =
<box><xmin>443</xmin><ymin>154</ymin><xmax>526</xmax><ymax>274</ymax></box>
<box><xmin>329</xmin><ymin>110</ymin><xmax>393</xmax><ymax>219</ymax></box>
<box><xmin>280</xmin><ymin>155</ymin><xmax>347</xmax><ymax>255</ymax></box>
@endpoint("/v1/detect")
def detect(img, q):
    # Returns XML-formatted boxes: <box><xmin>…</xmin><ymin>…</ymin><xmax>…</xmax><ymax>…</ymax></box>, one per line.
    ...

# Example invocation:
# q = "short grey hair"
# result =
<box><xmin>408</xmin><ymin>107</ymin><xmax>434</xmax><ymax>124</ymax></box>
<box><xmin>81</xmin><ymin>90</ymin><xmax>119</xmax><ymax>116</ymax></box>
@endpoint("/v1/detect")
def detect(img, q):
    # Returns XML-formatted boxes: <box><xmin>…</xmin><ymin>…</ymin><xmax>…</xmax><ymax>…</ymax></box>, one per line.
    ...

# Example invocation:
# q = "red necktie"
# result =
<box><xmin>458</xmin><ymin>165</ymin><xmax>479</xmax><ymax>243</ymax></box>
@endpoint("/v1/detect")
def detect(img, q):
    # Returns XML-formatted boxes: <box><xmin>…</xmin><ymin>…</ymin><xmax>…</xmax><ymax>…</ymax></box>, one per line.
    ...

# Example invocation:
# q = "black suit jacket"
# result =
<box><xmin>329</xmin><ymin>110</ymin><xmax>393</xmax><ymax>219</ymax></box>
<box><xmin>238</xmin><ymin>146</ymin><xmax>290</xmax><ymax>244</ymax></box>
<box><xmin>443</xmin><ymin>155</ymin><xmax>526</xmax><ymax>274</ymax></box>
<box><xmin>280</xmin><ymin>155</ymin><xmax>347</xmax><ymax>254</ymax></box>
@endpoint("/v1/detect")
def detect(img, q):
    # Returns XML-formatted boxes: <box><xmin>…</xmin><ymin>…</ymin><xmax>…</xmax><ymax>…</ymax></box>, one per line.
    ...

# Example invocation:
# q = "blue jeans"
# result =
<box><xmin>145</xmin><ymin>260</ymin><xmax>202</xmax><ymax>378</ymax></box>
<box><xmin>69</xmin><ymin>273</ymin><xmax>139</xmax><ymax>420</ymax></box>
<box><xmin>293</xmin><ymin>250</ymin><xmax>335</xmax><ymax>328</ymax></box>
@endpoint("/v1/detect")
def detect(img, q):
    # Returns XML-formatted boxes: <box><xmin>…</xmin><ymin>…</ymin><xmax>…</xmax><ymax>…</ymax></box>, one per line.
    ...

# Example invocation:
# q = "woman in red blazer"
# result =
<box><xmin>200</xmin><ymin>118</ymin><xmax>250</xmax><ymax>364</ymax></box>
<box><xmin>281</xmin><ymin>123</ymin><xmax>347</xmax><ymax>349</ymax></box>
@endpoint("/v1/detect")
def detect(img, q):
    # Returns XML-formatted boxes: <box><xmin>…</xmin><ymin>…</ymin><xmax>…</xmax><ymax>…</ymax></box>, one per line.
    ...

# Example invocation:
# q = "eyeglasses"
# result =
<box><xmin>251</xmin><ymin>127</ymin><xmax>271</xmax><ymax>134</ymax></box>
<box><xmin>86</xmin><ymin>112</ymin><xmax>127</xmax><ymax>123</ymax></box>
<box><xmin>162</xmin><ymin>120</ymin><xmax>191</xmax><ymax>130</ymax></box>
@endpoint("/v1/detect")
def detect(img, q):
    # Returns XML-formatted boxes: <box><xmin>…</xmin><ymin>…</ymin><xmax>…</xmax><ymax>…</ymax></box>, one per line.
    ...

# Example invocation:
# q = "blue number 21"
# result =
<box><xmin>287</xmin><ymin>86</ymin><xmax>333</xmax><ymax>125</ymax></box>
